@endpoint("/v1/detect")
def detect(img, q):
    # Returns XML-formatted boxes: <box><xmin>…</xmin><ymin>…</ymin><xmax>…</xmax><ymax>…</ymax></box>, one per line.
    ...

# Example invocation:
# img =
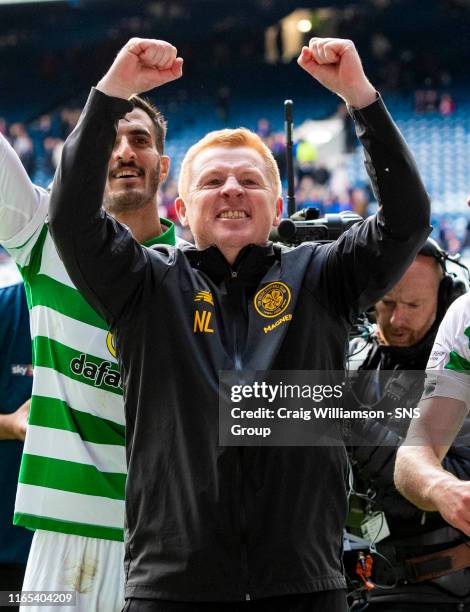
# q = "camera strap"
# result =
<box><xmin>405</xmin><ymin>542</ymin><xmax>470</xmax><ymax>582</ymax></box>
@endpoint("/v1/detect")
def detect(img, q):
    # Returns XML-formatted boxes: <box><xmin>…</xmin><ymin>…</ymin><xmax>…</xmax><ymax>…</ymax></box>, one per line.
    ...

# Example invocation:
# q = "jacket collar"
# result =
<box><xmin>183</xmin><ymin>242</ymin><xmax>279</xmax><ymax>285</ymax></box>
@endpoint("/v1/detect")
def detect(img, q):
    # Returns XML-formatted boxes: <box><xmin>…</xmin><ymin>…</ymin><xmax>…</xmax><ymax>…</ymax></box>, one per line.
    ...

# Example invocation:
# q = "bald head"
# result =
<box><xmin>375</xmin><ymin>255</ymin><xmax>443</xmax><ymax>347</ymax></box>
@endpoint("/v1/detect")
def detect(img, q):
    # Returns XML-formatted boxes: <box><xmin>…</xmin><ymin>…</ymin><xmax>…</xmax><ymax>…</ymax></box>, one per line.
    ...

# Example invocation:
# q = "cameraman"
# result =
<box><xmin>348</xmin><ymin>240</ymin><xmax>470</xmax><ymax>610</ymax></box>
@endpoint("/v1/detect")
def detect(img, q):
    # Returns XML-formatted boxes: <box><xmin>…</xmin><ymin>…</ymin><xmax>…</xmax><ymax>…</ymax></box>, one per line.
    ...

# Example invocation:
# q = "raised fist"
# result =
<box><xmin>297</xmin><ymin>37</ymin><xmax>376</xmax><ymax>109</ymax></box>
<box><xmin>97</xmin><ymin>38</ymin><xmax>184</xmax><ymax>100</ymax></box>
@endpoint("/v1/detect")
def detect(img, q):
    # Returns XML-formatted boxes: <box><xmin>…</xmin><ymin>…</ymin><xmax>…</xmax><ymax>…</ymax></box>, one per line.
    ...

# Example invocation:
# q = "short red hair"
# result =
<box><xmin>178</xmin><ymin>127</ymin><xmax>282</xmax><ymax>202</ymax></box>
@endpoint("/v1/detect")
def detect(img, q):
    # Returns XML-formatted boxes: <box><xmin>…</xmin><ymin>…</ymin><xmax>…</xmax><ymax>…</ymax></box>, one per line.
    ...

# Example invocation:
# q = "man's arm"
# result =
<box><xmin>395</xmin><ymin>396</ymin><xmax>470</xmax><ymax>536</ymax></box>
<box><xmin>0</xmin><ymin>399</ymin><xmax>30</xmax><ymax>441</ymax></box>
<box><xmin>0</xmin><ymin>133</ymin><xmax>48</xmax><ymax>259</ymax></box>
<box><xmin>348</xmin><ymin>384</ymin><xmax>459</xmax><ymax>492</ymax></box>
<box><xmin>49</xmin><ymin>39</ymin><xmax>183</xmax><ymax>326</ymax></box>
<box><xmin>352</xmin><ymin>410</ymin><xmax>470</xmax><ymax>503</ymax></box>
<box><xmin>298</xmin><ymin>39</ymin><xmax>431</xmax><ymax>313</ymax></box>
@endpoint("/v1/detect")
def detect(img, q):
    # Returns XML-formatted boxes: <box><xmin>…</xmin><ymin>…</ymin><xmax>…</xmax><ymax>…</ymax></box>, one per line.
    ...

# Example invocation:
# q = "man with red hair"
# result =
<box><xmin>49</xmin><ymin>37</ymin><xmax>430</xmax><ymax>611</ymax></box>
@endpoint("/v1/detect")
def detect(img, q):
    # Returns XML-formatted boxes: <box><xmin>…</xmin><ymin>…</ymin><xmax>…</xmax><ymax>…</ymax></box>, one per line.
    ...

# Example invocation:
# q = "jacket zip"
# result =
<box><xmin>238</xmin><ymin>446</ymin><xmax>250</xmax><ymax>599</ymax></box>
<box><xmin>228</xmin><ymin>267</ymin><xmax>250</xmax><ymax>598</ymax></box>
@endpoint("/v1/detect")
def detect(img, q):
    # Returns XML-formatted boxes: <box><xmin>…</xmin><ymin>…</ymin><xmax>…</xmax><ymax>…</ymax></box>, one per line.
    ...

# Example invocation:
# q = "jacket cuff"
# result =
<box><xmin>348</xmin><ymin>92</ymin><xmax>390</xmax><ymax>126</ymax></box>
<box><xmin>87</xmin><ymin>87</ymin><xmax>134</xmax><ymax>120</ymax></box>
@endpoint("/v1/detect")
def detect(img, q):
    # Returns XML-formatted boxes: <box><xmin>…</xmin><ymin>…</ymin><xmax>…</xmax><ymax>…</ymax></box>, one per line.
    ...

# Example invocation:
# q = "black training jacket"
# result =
<box><xmin>49</xmin><ymin>88</ymin><xmax>430</xmax><ymax>601</ymax></box>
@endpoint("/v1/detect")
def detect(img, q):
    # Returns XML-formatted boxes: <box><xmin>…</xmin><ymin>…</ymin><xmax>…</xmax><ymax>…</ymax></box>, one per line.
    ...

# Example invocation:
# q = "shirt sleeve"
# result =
<box><xmin>423</xmin><ymin>293</ymin><xmax>470</xmax><ymax>411</ymax></box>
<box><xmin>0</xmin><ymin>134</ymin><xmax>49</xmax><ymax>263</ymax></box>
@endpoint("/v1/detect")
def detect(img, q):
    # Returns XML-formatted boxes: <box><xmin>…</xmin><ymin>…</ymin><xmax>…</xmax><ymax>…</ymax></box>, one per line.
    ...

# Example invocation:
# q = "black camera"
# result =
<box><xmin>272</xmin><ymin>207</ymin><xmax>363</xmax><ymax>246</ymax></box>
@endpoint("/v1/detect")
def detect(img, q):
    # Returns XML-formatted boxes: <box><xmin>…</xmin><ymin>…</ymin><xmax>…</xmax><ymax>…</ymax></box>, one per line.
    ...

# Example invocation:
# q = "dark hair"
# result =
<box><xmin>129</xmin><ymin>95</ymin><xmax>167</xmax><ymax>154</ymax></box>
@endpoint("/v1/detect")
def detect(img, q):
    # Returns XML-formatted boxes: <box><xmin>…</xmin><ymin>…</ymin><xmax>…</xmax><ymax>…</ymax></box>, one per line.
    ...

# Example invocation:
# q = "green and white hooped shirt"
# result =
<box><xmin>425</xmin><ymin>292</ymin><xmax>470</xmax><ymax>412</ymax></box>
<box><xmin>1</xmin><ymin>131</ymin><xmax>176</xmax><ymax>542</ymax></box>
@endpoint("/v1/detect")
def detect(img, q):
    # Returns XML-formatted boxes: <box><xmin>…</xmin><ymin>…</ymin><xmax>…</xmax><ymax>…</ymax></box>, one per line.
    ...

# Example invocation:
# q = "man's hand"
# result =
<box><xmin>0</xmin><ymin>399</ymin><xmax>30</xmax><ymax>441</ymax></box>
<box><xmin>297</xmin><ymin>38</ymin><xmax>376</xmax><ymax>109</ymax></box>
<box><xmin>97</xmin><ymin>38</ymin><xmax>183</xmax><ymax>100</ymax></box>
<box><xmin>427</xmin><ymin>475</ymin><xmax>470</xmax><ymax>536</ymax></box>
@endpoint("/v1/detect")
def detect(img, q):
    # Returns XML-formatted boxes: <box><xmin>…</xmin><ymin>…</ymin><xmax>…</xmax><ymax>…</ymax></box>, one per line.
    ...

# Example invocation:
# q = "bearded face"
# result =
<box><xmin>103</xmin><ymin>108</ymin><xmax>162</xmax><ymax>215</ymax></box>
<box><xmin>104</xmin><ymin>157</ymin><xmax>160</xmax><ymax>214</ymax></box>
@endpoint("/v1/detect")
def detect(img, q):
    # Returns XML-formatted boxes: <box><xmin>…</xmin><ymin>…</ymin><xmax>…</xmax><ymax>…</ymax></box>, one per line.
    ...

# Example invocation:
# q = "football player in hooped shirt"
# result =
<box><xmin>0</xmin><ymin>79</ymin><xmax>178</xmax><ymax>612</ymax></box>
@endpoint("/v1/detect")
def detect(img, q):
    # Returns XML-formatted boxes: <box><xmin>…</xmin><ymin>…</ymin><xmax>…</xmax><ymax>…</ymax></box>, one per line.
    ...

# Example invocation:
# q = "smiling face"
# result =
<box><xmin>175</xmin><ymin>145</ymin><xmax>283</xmax><ymax>263</ymax></box>
<box><xmin>375</xmin><ymin>255</ymin><xmax>442</xmax><ymax>347</ymax></box>
<box><xmin>103</xmin><ymin>108</ymin><xmax>168</xmax><ymax>215</ymax></box>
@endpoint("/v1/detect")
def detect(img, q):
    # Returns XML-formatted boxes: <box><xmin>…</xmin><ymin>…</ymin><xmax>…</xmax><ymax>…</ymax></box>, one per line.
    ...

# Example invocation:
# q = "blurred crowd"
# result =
<box><xmin>0</xmin><ymin>109</ymin><xmax>80</xmax><ymax>188</ymax></box>
<box><xmin>1</xmin><ymin>99</ymin><xmax>469</xmax><ymax>257</ymax></box>
<box><xmin>0</xmin><ymin>105</ymin><xmax>370</xmax><ymax>234</ymax></box>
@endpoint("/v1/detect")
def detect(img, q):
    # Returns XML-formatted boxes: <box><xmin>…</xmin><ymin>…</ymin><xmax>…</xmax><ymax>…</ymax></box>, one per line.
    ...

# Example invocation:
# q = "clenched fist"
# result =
<box><xmin>297</xmin><ymin>38</ymin><xmax>376</xmax><ymax>109</ymax></box>
<box><xmin>97</xmin><ymin>38</ymin><xmax>184</xmax><ymax>100</ymax></box>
